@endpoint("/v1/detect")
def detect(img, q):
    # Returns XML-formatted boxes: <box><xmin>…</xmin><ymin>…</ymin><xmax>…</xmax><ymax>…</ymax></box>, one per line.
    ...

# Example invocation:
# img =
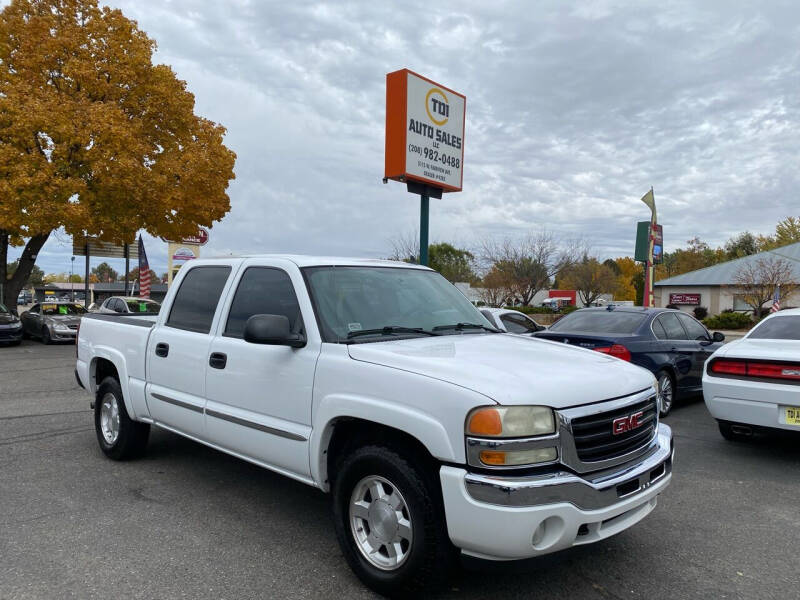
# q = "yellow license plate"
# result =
<box><xmin>786</xmin><ymin>406</ymin><xmax>800</xmax><ymax>426</ymax></box>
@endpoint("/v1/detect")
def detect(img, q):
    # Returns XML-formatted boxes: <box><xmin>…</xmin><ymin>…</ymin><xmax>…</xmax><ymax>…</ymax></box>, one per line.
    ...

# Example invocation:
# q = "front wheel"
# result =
<box><xmin>332</xmin><ymin>444</ymin><xmax>455</xmax><ymax>597</ymax></box>
<box><xmin>41</xmin><ymin>327</ymin><xmax>51</xmax><ymax>345</ymax></box>
<box><xmin>657</xmin><ymin>370</ymin><xmax>676</xmax><ymax>417</ymax></box>
<box><xmin>94</xmin><ymin>377</ymin><xmax>150</xmax><ymax>460</ymax></box>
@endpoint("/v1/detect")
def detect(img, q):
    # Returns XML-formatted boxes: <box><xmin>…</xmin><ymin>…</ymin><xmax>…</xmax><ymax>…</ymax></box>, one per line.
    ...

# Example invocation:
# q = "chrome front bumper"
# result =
<box><xmin>464</xmin><ymin>423</ymin><xmax>673</xmax><ymax>510</ymax></box>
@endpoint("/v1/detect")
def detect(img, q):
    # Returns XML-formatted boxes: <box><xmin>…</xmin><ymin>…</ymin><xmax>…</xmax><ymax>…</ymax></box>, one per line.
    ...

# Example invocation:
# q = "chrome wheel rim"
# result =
<box><xmin>658</xmin><ymin>375</ymin><xmax>673</xmax><ymax>414</ymax></box>
<box><xmin>100</xmin><ymin>393</ymin><xmax>120</xmax><ymax>445</ymax></box>
<box><xmin>349</xmin><ymin>475</ymin><xmax>413</xmax><ymax>571</ymax></box>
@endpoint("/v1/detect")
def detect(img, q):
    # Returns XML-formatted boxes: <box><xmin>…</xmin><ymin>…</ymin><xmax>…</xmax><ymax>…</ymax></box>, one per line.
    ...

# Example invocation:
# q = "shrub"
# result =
<box><xmin>703</xmin><ymin>311</ymin><xmax>753</xmax><ymax>330</ymax></box>
<box><xmin>693</xmin><ymin>306</ymin><xmax>708</xmax><ymax>320</ymax></box>
<box><xmin>561</xmin><ymin>305</ymin><xmax>580</xmax><ymax>314</ymax></box>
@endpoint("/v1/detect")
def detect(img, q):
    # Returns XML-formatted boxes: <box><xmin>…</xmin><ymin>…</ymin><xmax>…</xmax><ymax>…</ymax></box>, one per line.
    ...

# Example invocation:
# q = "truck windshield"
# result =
<box><xmin>303</xmin><ymin>266</ymin><xmax>495</xmax><ymax>342</ymax></box>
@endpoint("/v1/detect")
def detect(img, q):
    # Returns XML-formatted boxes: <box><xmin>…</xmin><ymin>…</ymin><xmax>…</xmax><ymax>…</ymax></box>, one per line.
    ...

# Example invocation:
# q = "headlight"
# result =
<box><xmin>467</xmin><ymin>406</ymin><xmax>555</xmax><ymax>438</ymax></box>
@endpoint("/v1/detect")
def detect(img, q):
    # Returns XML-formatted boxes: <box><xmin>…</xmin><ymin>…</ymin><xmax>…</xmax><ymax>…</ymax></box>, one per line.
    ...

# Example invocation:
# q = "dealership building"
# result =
<box><xmin>654</xmin><ymin>241</ymin><xmax>800</xmax><ymax>315</ymax></box>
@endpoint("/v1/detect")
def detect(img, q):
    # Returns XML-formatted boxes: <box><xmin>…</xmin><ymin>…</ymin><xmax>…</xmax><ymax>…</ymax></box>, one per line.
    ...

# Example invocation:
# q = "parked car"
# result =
<box><xmin>0</xmin><ymin>302</ymin><xmax>23</xmax><ymax>345</ymax></box>
<box><xmin>17</xmin><ymin>291</ymin><xmax>32</xmax><ymax>305</ymax></box>
<box><xmin>97</xmin><ymin>296</ymin><xmax>161</xmax><ymax>315</ymax></box>
<box><xmin>21</xmin><ymin>301</ymin><xmax>87</xmax><ymax>344</ymax></box>
<box><xmin>703</xmin><ymin>308</ymin><xmax>800</xmax><ymax>441</ymax></box>
<box><xmin>480</xmin><ymin>307</ymin><xmax>546</xmax><ymax>334</ymax></box>
<box><xmin>76</xmin><ymin>256</ymin><xmax>673</xmax><ymax>596</ymax></box>
<box><xmin>535</xmin><ymin>307</ymin><xmax>725</xmax><ymax>416</ymax></box>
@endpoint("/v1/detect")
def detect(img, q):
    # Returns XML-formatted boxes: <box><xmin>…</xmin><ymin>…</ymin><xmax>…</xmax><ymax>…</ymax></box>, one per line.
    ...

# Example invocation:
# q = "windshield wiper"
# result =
<box><xmin>346</xmin><ymin>326</ymin><xmax>441</xmax><ymax>340</ymax></box>
<box><xmin>432</xmin><ymin>322</ymin><xmax>501</xmax><ymax>333</ymax></box>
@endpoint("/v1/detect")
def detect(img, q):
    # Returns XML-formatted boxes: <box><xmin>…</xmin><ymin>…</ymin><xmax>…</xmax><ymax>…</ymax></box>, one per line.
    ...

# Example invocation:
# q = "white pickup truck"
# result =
<box><xmin>76</xmin><ymin>256</ymin><xmax>673</xmax><ymax>596</ymax></box>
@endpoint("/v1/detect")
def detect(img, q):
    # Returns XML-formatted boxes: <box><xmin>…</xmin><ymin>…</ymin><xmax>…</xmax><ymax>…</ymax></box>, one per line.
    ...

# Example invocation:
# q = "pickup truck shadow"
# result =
<box><xmin>135</xmin><ymin>429</ymin><xmax>671</xmax><ymax>598</ymax></box>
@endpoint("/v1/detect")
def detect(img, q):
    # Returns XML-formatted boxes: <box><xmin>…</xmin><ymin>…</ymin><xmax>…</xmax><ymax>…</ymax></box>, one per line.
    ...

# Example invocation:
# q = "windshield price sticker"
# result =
<box><xmin>385</xmin><ymin>70</ymin><xmax>466</xmax><ymax>192</ymax></box>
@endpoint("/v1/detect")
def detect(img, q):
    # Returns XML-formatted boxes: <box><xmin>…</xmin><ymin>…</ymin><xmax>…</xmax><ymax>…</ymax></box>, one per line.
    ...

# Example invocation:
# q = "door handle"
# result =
<box><xmin>209</xmin><ymin>352</ymin><xmax>227</xmax><ymax>369</ymax></box>
<box><xmin>155</xmin><ymin>342</ymin><xmax>169</xmax><ymax>357</ymax></box>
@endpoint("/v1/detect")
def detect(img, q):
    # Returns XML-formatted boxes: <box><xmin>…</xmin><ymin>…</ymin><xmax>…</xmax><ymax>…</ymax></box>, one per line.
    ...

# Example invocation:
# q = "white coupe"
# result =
<box><xmin>702</xmin><ymin>308</ymin><xmax>800</xmax><ymax>440</ymax></box>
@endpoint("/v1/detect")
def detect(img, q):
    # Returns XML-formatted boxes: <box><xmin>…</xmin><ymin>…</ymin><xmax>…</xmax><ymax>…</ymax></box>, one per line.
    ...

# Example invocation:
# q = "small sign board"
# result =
<box><xmin>72</xmin><ymin>237</ymin><xmax>137</xmax><ymax>259</ymax></box>
<box><xmin>652</xmin><ymin>224</ymin><xmax>663</xmax><ymax>264</ymax></box>
<box><xmin>669</xmin><ymin>293</ymin><xmax>701</xmax><ymax>305</ymax></box>
<box><xmin>161</xmin><ymin>227</ymin><xmax>210</xmax><ymax>246</ymax></box>
<box><xmin>634</xmin><ymin>221</ymin><xmax>663</xmax><ymax>264</ymax></box>
<box><xmin>385</xmin><ymin>69</ymin><xmax>465</xmax><ymax>192</ymax></box>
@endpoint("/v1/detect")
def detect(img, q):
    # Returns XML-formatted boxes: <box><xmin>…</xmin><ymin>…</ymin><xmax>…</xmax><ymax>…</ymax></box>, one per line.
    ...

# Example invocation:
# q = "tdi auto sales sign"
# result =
<box><xmin>385</xmin><ymin>69</ymin><xmax>466</xmax><ymax>192</ymax></box>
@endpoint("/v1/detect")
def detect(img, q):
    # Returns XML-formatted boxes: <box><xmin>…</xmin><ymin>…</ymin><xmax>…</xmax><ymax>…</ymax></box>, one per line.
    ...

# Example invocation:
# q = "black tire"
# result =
<box><xmin>21</xmin><ymin>328</ymin><xmax>29</xmax><ymax>340</ymax></box>
<box><xmin>656</xmin><ymin>370</ymin><xmax>677</xmax><ymax>417</ymax></box>
<box><xmin>94</xmin><ymin>376</ymin><xmax>150</xmax><ymax>460</ymax></box>
<box><xmin>41</xmin><ymin>327</ymin><xmax>51</xmax><ymax>345</ymax></box>
<box><xmin>332</xmin><ymin>444</ymin><xmax>456</xmax><ymax>598</ymax></box>
<box><xmin>718</xmin><ymin>420</ymin><xmax>753</xmax><ymax>442</ymax></box>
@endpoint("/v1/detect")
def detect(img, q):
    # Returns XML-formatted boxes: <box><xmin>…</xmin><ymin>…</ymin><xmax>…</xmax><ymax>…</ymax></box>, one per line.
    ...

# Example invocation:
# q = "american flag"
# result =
<box><xmin>770</xmin><ymin>288</ymin><xmax>780</xmax><ymax>313</ymax></box>
<box><xmin>137</xmin><ymin>234</ymin><xmax>151</xmax><ymax>299</ymax></box>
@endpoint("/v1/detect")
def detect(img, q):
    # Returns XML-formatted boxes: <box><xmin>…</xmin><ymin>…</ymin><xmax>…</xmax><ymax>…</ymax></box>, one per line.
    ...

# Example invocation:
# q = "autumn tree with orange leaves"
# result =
<box><xmin>0</xmin><ymin>0</ymin><xmax>236</xmax><ymax>305</ymax></box>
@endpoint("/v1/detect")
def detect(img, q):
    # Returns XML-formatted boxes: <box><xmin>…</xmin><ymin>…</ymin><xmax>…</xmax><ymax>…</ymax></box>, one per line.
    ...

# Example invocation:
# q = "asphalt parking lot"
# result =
<box><xmin>1</xmin><ymin>340</ymin><xmax>798</xmax><ymax>599</ymax></box>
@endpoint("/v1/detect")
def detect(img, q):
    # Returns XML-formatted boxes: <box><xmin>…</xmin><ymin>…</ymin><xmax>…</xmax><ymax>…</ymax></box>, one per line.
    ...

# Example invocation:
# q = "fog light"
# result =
<box><xmin>479</xmin><ymin>447</ymin><xmax>557</xmax><ymax>466</ymax></box>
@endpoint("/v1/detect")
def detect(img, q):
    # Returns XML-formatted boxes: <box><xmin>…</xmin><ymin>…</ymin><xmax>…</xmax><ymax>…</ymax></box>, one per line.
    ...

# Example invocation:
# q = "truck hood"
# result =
<box><xmin>347</xmin><ymin>333</ymin><xmax>655</xmax><ymax>408</ymax></box>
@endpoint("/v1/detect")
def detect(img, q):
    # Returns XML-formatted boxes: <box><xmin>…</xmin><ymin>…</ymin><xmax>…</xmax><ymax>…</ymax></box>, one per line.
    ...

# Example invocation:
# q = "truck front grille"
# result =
<box><xmin>570</xmin><ymin>396</ymin><xmax>658</xmax><ymax>462</ymax></box>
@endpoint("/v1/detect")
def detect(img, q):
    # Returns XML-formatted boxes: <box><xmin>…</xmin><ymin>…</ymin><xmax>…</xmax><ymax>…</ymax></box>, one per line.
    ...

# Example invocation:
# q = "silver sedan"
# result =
<box><xmin>20</xmin><ymin>302</ymin><xmax>87</xmax><ymax>344</ymax></box>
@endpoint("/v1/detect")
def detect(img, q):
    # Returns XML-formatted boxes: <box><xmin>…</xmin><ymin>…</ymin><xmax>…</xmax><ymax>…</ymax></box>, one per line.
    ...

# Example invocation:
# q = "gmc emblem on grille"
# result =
<box><xmin>612</xmin><ymin>411</ymin><xmax>644</xmax><ymax>435</ymax></box>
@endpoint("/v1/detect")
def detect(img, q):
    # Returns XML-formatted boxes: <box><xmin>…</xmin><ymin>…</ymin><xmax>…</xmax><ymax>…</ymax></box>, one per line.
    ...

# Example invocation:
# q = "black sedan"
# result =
<box><xmin>0</xmin><ymin>302</ymin><xmax>23</xmax><ymax>345</ymax></box>
<box><xmin>535</xmin><ymin>307</ymin><xmax>725</xmax><ymax>416</ymax></box>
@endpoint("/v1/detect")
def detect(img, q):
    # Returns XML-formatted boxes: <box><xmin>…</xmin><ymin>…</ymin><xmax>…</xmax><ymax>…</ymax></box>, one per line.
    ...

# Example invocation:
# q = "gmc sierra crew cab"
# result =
<box><xmin>75</xmin><ymin>256</ymin><xmax>673</xmax><ymax>596</ymax></box>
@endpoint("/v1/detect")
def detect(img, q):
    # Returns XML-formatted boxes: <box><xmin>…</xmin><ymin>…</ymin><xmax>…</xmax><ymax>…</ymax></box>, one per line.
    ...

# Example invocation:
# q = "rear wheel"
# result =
<box><xmin>657</xmin><ymin>370</ymin><xmax>676</xmax><ymax>417</ymax></box>
<box><xmin>332</xmin><ymin>444</ymin><xmax>455</xmax><ymax>597</ymax></box>
<box><xmin>94</xmin><ymin>376</ymin><xmax>150</xmax><ymax>460</ymax></box>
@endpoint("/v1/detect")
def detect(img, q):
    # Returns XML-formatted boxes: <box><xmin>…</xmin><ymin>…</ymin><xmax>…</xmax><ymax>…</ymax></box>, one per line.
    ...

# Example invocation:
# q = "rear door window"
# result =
<box><xmin>166</xmin><ymin>266</ymin><xmax>231</xmax><ymax>333</ymax></box>
<box><xmin>749</xmin><ymin>316</ymin><xmax>800</xmax><ymax>340</ymax></box>
<box><xmin>651</xmin><ymin>317</ymin><xmax>668</xmax><ymax>340</ymax></box>
<box><xmin>658</xmin><ymin>312</ymin><xmax>688</xmax><ymax>340</ymax></box>
<box><xmin>677</xmin><ymin>312</ymin><xmax>709</xmax><ymax>340</ymax></box>
<box><xmin>224</xmin><ymin>267</ymin><xmax>302</xmax><ymax>338</ymax></box>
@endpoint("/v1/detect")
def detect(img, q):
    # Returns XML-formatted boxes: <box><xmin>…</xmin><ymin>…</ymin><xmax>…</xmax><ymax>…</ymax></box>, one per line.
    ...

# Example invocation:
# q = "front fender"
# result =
<box><xmin>309</xmin><ymin>393</ymin><xmax>458</xmax><ymax>489</ymax></box>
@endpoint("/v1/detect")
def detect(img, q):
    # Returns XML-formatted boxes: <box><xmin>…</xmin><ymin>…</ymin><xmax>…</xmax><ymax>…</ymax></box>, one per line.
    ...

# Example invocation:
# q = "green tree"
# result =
<box><xmin>560</xmin><ymin>257</ymin><xmax>617</xmax><ymax>306</ymax></box>
<box><xmin>0</xmin><ymin>0</ymin><xmax>236</xmax><ymax>306</ymax></box>
<box><xmin>92</xmin><ymin>262</ymin><xmax>118</xmax><ymax>283</ymax></box>
<box><xmin>5</xmin><ymin>260</ymin><xmax>44</xmax><ymax>286</ymax></box>
<box><xmin>724</xmin><ymin>231</ymin><xmax>760</xmax><ymax>259</ymax></box>
<box><xmin>428</xmin><ymin>243</ymin><xmax>477</xmax><ymax>283</ymax></box>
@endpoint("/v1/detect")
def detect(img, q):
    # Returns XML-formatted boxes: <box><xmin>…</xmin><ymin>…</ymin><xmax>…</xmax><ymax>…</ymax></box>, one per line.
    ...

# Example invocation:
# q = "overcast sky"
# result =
<box><xmin>9</xmin><ymin>0</ymin><xmax>800</xmax><ymax>277</ymax></box>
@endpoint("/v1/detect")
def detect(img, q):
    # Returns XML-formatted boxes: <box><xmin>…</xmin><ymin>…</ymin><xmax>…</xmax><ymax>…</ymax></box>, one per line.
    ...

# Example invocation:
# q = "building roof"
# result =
<box><xmin>654</xmin><ymin>241</ymin><xmax>800</xmax><ymax>287</ymax></box>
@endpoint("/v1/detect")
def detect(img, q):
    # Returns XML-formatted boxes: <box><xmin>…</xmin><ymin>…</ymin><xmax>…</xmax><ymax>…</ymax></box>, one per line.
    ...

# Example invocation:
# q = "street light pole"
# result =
<box><xmin>70</xmin><ymin>256</ymin><xmax>75</xmax><ymax>301</ymax></box>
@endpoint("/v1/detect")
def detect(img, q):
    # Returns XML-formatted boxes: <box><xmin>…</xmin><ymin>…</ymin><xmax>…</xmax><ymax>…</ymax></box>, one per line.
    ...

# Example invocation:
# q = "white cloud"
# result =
<box><xmin>9</xmin><ymin>0</ymin><xmax>800</xmax><ymax>275</ymax></box>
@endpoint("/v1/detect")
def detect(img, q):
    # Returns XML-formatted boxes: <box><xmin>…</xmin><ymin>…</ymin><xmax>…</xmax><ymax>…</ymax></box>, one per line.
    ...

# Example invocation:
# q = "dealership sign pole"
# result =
<box><xmin>384</xmin><ymin>69</ymin><xmax>466</xmax><ymax>265</ymax></box>
<box><xmin>161</xmin><ymin>227</ymin><xmax>210</xmax><ymax>286</ymax></box>
<box><xmin>637</xmin><ymin>188</ymin><xmax>660</xmax><ymax>307</ymax></box>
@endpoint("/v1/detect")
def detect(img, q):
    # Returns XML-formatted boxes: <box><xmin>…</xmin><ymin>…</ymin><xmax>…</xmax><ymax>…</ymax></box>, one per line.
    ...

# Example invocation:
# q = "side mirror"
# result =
<box><xmin>712</xmin><ymin>331</ymin><xmax>725</xmax><ymax>343</ymax></box>
<box><xmin>244</xmin><ymin>314</ymin><xmax>305</xmax><ymax>348</ymax></box>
